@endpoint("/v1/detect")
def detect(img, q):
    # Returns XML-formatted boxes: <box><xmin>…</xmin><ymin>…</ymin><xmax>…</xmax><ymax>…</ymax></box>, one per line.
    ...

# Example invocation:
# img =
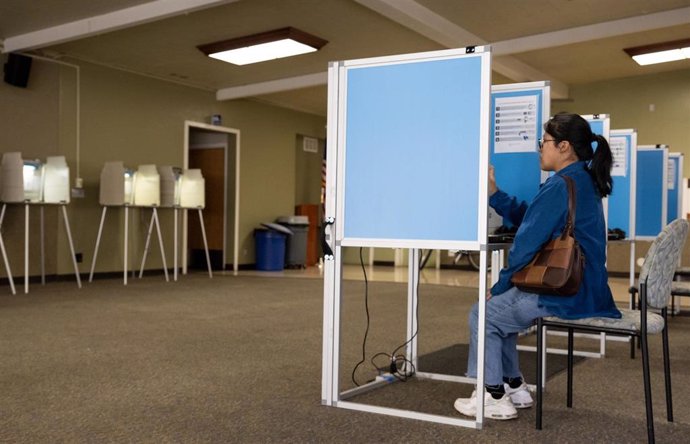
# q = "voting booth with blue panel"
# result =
<box><xmin>323</xmin><ymin>47</ymin><xmax>492</xmax><ymax>429</ymax></box>
<box><xmin>636</xmin><ymin>145</ymin><xmax>668</xmax><ymax>240</ymax></box>
<box><xmin>339</xmin><ymin>52</ymin><xmax>489</xmax><ymax>249</ymax></box>
<box><xmin>490</xmin><ymin>82</ymin><xmax>550</xmax><ymax>211</ymax></box>
<box><xmin>584</xmin><ymin>114</ymin><xmax>610</xmax><ymax>144</ymax></box>
<box><xmin>608</xmin><ymin>129</ymin><xmax>637</xmax><ymax>239</ymax></box>
<box><xmin>667</xmin><ymin>153</ymin><xmax>683</xmax><ymax>224</ymax></box>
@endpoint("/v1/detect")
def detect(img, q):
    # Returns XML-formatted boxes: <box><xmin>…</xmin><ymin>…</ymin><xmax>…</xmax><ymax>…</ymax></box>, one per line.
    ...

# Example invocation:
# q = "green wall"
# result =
<box><xmin>557</xmin><ymin>69</ymin><xmax>690</xmax><ymax>172</ymax></box>
<box><xmin>0</xmin><ymin>55</ymin><xmax>325</xmax><ymax>279</ymax></box>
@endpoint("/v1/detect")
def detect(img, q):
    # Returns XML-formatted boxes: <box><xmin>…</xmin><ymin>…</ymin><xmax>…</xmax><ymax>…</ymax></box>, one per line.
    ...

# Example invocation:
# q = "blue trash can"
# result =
<box><xmin>254</xmin><ymin>224</ymin><xmax>291</xmax><ymax>271</ymax></box>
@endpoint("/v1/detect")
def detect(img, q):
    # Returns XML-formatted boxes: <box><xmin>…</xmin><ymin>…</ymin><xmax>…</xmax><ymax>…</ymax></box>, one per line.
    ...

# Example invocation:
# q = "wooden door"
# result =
<box><xmin>188</xmin><ymin>147</ymin><xmax>224</xmax><ymax>269</ymax></box>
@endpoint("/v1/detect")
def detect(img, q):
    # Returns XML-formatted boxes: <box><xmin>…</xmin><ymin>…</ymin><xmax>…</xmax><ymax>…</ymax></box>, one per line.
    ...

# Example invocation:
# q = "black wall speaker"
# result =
<box><xmin>4</xmin><ymin>53</ymin><xmax>32</xmax><ymax>88</ymax></box>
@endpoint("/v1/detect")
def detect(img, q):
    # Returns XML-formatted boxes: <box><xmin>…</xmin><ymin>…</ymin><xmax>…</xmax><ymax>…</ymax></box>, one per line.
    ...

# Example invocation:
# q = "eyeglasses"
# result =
<box><xmin>538</xmin><ymin>138</ymin><xmax>558</xmax><ymax>150</ymax></box>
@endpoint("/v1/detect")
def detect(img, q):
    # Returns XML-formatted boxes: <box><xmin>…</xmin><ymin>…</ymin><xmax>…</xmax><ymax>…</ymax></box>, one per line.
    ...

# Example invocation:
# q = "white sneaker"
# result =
<box><xmin>454</xmin><ymin>390</ymin><xmax>518</xmax><ymax>420</ymax></box>
<box><xmin>504</xmin><ymin>382</ymin><xmax>533</xmax><ymax>408</ymax></box>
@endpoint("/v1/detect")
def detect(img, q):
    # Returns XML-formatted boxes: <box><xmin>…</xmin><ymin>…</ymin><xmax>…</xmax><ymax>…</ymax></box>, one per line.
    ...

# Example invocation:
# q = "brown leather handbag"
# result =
<box><xmin>511</xmin><ymin>175</ymin><xmax>585</xmax><ymax>296</ymax></box>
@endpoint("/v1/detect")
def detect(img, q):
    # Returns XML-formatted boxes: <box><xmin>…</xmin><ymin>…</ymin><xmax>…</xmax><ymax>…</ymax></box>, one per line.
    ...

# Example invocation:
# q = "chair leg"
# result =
<box><xmin>641</xmin><ymin>333</ymin><xmax>655</xmax><ymax>444</ymax></box>
<box><xmin>671</xmin><ymin>295</ymin><xmax>675</xmax><ymax>317</ymax></box>
<box><xmin>536</xmin><ymin>318</ymin><xmax>544</xmax><ymax>430</ymax></box>
<box><xmin>630</xmin><ymin>334</ymin><xmax>636</xmax><ymax>359</ymax></box>
<box><xmin>662</xmin><ymin>309</ymin><xmax>673</xmax><ymax>422</ymax></box>
<box><xmin>630</xmin><ymin>292</ymin><xmax>638</xmax><ymax>359</ymax></box>
<box><xmin>567</xmin><ymin>328</ymin><xmax>574</xmax><ymax>408</ymax></box>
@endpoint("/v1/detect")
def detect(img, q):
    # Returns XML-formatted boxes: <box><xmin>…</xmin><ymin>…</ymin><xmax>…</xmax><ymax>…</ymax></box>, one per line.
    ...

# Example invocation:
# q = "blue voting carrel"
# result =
<box><xmin>343</xmin><ymin>55</ymin><xmax>485</xmax><ymax>244</ymax></box>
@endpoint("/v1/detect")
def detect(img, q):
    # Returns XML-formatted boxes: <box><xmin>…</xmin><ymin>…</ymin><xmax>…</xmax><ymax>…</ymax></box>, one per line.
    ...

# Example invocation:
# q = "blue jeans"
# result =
<box><xmin>466</xmin><ymin>286</ymin><xmax>554</xmax><ymax>386</ymax></box>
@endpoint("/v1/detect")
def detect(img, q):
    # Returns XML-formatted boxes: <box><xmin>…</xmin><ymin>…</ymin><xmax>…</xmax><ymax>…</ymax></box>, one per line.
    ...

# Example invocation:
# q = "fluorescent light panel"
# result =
<box><xmin>209</xmin><ymin>39</ymin><xmax>317</xmax><ymax>65</ymax></box>
<box><xmin>198</xmin><ymin>27</ymin><xmax>327</xmax><ymax>66</ymax></box>
<box><xmin>624</xmin><ymin>38</ymin><xmax>690</xmax><ymax>66</ymax></box>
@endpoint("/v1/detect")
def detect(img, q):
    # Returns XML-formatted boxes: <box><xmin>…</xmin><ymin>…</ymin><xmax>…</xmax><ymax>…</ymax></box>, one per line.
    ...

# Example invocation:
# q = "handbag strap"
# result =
<box><xmin>560</xmin><ymin>175</ymin><xmax>576</xmax><ymax>240</ymax></box>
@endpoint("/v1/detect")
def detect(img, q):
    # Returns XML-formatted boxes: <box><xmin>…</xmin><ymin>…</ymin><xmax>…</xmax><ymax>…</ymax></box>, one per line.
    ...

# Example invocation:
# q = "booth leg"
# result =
<box><xmin>124</xmin><ymin>206</ymin><xmax>129</xmax><ymax>285</ymax></box>
<box><xmin>24</xmin><ymin>204</ymin><xmax>29</xmax><ymax>294</ymax></box>
<box><xmin>139</xmin><ymin>211</ymin><xmax>156</xmax><ymax>278</ymax></box>
<box><xmin>61</xmin><ymin>205</ymin><xmax>82</xmax><ymax>288</ymax></box>
<box><xmin>198</xmin><ymin>208</ymin><xmax>213</xmax><ymax>278</ymax></box>
<box><xmin>173</xmin><ymin>208</ymin><xmax>178</xmax><ymax>281</ymax></box>
<box><xmin>152</xmin><ymin>208</ymin><xmax>169</xmax><ymax>282</ymax></box>
<box><xmin>40</xmin><ymin>206</ymin><xmax>45</xmax><ymax>285</ymax></box>
<box><xmin>0</xmin><ymin>204</ymin><xmax>16</xmax><ymax>295</ymax></box>
<box><xmin>89</xmin><ymin>207</ymin><xmax>107</xmax><ymax>282</ymax></box>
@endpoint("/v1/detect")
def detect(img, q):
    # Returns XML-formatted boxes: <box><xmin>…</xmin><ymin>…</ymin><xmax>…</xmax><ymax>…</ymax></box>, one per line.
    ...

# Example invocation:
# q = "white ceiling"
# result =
<box><xmin>1</xmin><ymin>0</ymin><xmax>689</xmax><ymax>116</ymax></box>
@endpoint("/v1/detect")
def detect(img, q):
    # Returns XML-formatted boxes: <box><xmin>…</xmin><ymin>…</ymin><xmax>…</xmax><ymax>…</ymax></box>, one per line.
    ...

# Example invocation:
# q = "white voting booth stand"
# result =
<box><xmin>90</xmin><ymin>162</ymin><xmax>169</xmax><ymax>285</ymax></box>
<box><xmin>157</xmin><ymin>166</ymin><xmax>212</xmax><ymax>281</ymax></box>
<box><xmin>0</xmin><ymin>153</ymin><xmax>81</xmax><ymax>294</ymax></box>
<box><xmin>609</xmin><ymin>130</ymin><xmax>639</xmax><ymax>293</ymax></box>
<box><xmin>636</xmin><ymin>146</ymin><xmax>668</xmax><ymax>242</ymax></box>
<box><xmin>667</xmin><ymin>153</ymin><xmax>684</xmax><ymax>312</ymax></box>
<box><xmin>635</xmin><ymin>144</ymin><xmax>669</xmax><ymax>296</ymax></box>
<box><xmin>667</xmin><ymin>153</ymin><xmax>684</xmax><ymax>225</ymax></box>
<box><xmin>134</xmin><ymin>165</ymin><xmax>169</xmax><ymax>281</ymax></box>
<box><xmin>322</xmin><ymin>47</ymin><xmax>492</xmax><ymax>428</ymax></box>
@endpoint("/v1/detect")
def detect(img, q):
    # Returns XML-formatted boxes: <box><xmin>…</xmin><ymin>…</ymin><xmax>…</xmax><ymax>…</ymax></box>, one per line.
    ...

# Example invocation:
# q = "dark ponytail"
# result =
<box><xmin>589</xmin><ymin>134</ymin><xmax>613</xmax><ymax>197</ymax></box>
<box><xmin>544</xmin><ymin>113</ymin><xmax>613</xmax><ymax>197</ymax></box>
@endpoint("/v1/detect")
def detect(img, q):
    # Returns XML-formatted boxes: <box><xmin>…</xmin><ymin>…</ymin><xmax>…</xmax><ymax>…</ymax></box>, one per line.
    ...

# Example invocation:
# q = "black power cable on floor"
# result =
<box><xmin>351</xmin><ymin>249</ymin><xmax>421</xmax><ymax>386</ymax></box>
<box><xmin>375</xmin><ymin>252</ymin><xmax>421</xmax><ymax>381</ymax></box>
<box><xmin>350</xmin><ymin>247</ymin><xmax>370</xmax><ymax>387</ymax></box>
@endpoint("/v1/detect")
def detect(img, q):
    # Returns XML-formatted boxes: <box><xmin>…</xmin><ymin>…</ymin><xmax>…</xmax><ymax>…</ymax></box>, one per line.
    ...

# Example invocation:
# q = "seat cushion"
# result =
<box><xmin>671</xmin><ymin>281</ymin><xmax>690</xmax><ymax>296</ymax></box>
<box><xmin>543</xmin><ymin>308</ymin><xmax>665</xmax><ymax>334</ymax></box>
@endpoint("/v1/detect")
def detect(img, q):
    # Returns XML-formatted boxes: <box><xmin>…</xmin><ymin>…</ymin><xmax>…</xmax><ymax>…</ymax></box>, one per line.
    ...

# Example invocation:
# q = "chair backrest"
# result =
<box><xmin>639</xmin><ymin>218</ymin><xmax>690</xmax><ymax>309</ymax></box>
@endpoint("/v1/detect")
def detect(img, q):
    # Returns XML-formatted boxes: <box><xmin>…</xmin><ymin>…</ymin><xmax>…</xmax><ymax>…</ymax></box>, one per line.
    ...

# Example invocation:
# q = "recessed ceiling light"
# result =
<box><xmin>624</xmin><ymin>38</ymin><xmax>690</xmax><ymax>66</ymax></box>
<box><xmin>198</xmin><ymin>27</ymin><xmax>328</xmax><ymax>66</ymax></box>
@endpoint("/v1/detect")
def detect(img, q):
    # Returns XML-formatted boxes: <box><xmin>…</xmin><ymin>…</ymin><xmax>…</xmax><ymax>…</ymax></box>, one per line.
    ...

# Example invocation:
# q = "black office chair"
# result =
<box><xmin>535</xmin><ymin>218</ymin><xmax>689</xmax><ymax>444</ymax></box>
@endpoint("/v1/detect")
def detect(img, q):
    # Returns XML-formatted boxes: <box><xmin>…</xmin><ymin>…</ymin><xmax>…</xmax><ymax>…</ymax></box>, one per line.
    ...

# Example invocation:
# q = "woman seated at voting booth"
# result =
<box><xmin>454</xmin><ymin>113</ymin><xmax>620</xmax><ymax>420</ymax></box>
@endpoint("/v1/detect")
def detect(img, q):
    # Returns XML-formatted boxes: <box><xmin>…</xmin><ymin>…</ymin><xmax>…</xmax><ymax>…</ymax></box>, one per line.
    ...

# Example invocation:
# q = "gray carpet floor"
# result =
<box><xmin>2</xmin><ymin>274</ymin><xmax>690</xmax><ymax>443</ymax></box>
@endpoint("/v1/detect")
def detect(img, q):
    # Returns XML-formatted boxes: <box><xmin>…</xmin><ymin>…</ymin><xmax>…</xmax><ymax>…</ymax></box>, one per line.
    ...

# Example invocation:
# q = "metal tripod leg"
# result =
<box><xmin>124</xmin><ymin>206</ymin><xmax>129</xmax><ymax>285</ymax></box>
<box><xmin>0</xmin><ymin>204</ymin><xmax>16</xmax><ymax>295</ymax></box>
<box><xmin>198</xmin><ymin>208</ymin><xmax>212</xmax><ymax>278</ymax></box>
<box><xmin>24</xmin><ymin>203</ymin><xmax>29</xmax><ymax>294</ymax></box>
<box><xmin>89</xmin><ymin>207</ymin><xmax>108</xmax><ymax>282</ymax></box>
<box><xmin>61</xmin><ymin>205</ymin><xmax>82</xmax><ymax>288</ymax></box>
<box><xmin>153</xmin><ymin>208</ymin><xmax>169</xmax><ymax>282</ymax></box>
<box><xmin>139</xmin><ymin>210</ymin><xmax>156</xmax><ymax>278</ymax></box>
<box><xmin>40</xmin><ymin>206</ymin><xmax>45</xmax><ymax>285</ymax></box>
<box><xmin>173</xmin><ymin>208</ymin><xmax>179</xmax><ymax>281</ymax></box>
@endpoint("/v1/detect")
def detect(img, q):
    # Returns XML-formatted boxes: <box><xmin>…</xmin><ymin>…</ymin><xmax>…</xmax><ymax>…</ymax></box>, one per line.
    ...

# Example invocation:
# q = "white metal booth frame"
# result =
<box><xmin>322</xmin><ymin>47</ymin><xmax>492</xmax><ymax>428</ymax></box>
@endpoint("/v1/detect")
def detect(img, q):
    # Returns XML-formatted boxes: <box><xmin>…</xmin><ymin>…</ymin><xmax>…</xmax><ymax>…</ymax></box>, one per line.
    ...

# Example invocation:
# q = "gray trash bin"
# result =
<box><xmin>277</xmin><ymin>215</ymin><xmax>309</xmax><ymax>269</ymax></box>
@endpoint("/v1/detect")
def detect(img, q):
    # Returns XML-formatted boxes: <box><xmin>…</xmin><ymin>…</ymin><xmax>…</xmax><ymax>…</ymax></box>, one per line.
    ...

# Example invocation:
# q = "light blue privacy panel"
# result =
<box><xmin>636</xmin><ymin>148</ymin><xmax>666</xmax><ymax>238</ymax></box>
<box><xmin>490</xmin><ymin>88</ymin><xmax>544</xmax><ymax>208</ymax></box>
<box><xmin>667</xmin><ymin>154</ymin><xmax>681</xmax><ymax>224</ymax></box>
<box><xmin>584</xmin><ymin>115</ymin><xmax>610</xmax><ymax>151</ymax></box>
<box><xmin>588</xmin><ymin>120</ymin><xmax>605</xmax><ymax>139</ymax></box>
<box><xmin>343</xmin><ymin>55</ymin><xmax>486</xmax><ymax>244</ymax></box>
<box><xmin>607</xmin><ymin>131</ymin><xmax>635</xmax><ymax>237</ymax></box>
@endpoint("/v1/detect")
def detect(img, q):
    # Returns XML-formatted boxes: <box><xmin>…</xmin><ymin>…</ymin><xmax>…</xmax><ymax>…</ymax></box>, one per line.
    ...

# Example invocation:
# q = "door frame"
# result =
<box><xmin>183</xmin><ymin>120</ymin><xmax>241</xmax><ymax>274</ymax></box>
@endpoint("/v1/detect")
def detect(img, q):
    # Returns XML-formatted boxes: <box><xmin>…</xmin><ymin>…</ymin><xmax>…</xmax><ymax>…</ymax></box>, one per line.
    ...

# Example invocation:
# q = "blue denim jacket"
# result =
<box><xmin>489</xmin><ymin>161</ymin><xmax>621</xmax><ymax>319</ymax></box>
